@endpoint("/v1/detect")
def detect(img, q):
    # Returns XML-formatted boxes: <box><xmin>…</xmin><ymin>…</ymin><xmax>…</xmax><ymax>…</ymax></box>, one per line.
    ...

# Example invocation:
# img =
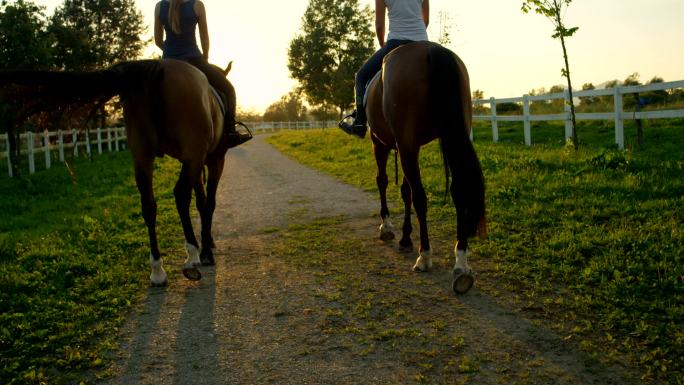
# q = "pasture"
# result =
<box><xmin>0</xmin><ymin>153</ymin><xmax>182</xmax><ymax>384</ymax></box>
<box><xmin>0</xmin><ymin>119</ymin><xmax>682</xmax><ymax>384</ymax></box>
<box><xmin>266</xmin><ymin>123</ymin><xmax>683</xmax><ymax>384</ymax></box>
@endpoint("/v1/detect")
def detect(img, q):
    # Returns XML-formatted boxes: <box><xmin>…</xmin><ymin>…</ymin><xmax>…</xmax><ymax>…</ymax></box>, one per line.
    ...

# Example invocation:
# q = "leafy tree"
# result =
<box><xmin>288</xmin><ymin>0</ymin><xmax>375</xmax><ymax>118</ymax></box>
<box><xmin>0</xmin><ymin>0</ymin><xmax>54</xmax><ymax>70</ymax></box>
<box><xmin>548</xmin><ymin>84</ymin><xmax>565</xmax><ymax>109</ymax></box>
<box><xmin>644</xmin><ymin>76</ymin><xmax>669</xmax><ymax>106</ymax></box>
<box><xmin>435</xmin><ymin>10</ymin><xmax>452</xmax><ymax>46</ymax></box>
<box><xmin>308</xmin><ymin>104</ymin><xmax>339</xmax><ymax>121</ymax></box>
<box><xmin>236</xmin><ymin>107</ymin><xmax>263</xmax><ymax>122</ymax></box>
<box><xmin>0</xmin><ymin>0</ymin><xmax>56</xmax><ymax>175</ymax></box>
<box><xmin>522</xmin><ymin>0</ymin><xmax>579</xmax><ymax>148</ymax></box>
<box><xmin>49</xmin><ymin>0</ymin><xmax>146</xmax><ymax>70</ymax></box>
<box><xmin>263</xmin><ymin>91</ymin><xmax>307</xmax><ymax>121</ymax></box>
<box><xmin>579</xmin><ymin>82</ymin><xmax>597</xmax><ymax>107</ymax></box>
<box><xmin>472</xmin><ymin>89</ymin><xmax>490</xmax><ymax>115</ymax></box>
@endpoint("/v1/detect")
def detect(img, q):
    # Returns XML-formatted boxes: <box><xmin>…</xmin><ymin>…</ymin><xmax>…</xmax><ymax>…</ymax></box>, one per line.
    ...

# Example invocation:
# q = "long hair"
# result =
<box><xmin>168</xmin><ymin>0</ymin><xmax>183</xmax><ymax>34</ymax></box>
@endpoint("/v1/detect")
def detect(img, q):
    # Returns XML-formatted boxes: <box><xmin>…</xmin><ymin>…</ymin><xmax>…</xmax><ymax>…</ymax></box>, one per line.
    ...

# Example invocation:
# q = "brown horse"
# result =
<box><xmin>365</xmin><ymin>41</ymin><xmax>487</xmax><ymax>294</ymax></box>
<box><xmin>0</xmin><ymin>59</ymin><xmax>237</xmax><ymax>285</ymax></box>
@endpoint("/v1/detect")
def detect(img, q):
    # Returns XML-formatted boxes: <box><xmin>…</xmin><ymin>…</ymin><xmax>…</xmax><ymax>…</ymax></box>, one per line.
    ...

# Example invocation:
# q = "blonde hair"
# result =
<box><xmin>168</xmin><ymin>0</ymin><xmax>182</xmax><ymax>34</ymax></box>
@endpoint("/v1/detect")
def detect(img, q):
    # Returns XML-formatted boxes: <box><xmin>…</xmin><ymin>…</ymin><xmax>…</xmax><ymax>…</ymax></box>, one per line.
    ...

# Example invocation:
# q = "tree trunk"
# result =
<box><xmin>559</xmin><ymin>25</ymin><xmax>578</xmax><ymax>150</ymax></box>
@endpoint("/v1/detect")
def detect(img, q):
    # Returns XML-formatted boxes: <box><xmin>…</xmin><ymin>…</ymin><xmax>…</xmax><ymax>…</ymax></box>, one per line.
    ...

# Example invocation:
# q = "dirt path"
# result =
<box><xmin>104</xmin><ymin>135</ymin><xmax>632</xmax><ymax>385</ymax></box>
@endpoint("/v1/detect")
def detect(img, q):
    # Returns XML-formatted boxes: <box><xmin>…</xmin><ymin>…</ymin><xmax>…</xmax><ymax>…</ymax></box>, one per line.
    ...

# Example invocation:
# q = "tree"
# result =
<box><xmin>579</xmin><ymin>82</ymin><xmax>597</xmax><ymax>107</ymax></box>
<box><xmin>263</xmin><ymin>91</ymin><xmax>307</xmax><ymax>121</ymax></box>
<box><xmin>435</xmin><ymin>10</ymin><xmax>452</xmax><ymax>46</ymax></box>
<box><xmin>472</xmin><ymin>89</ymin><xmax>489</xmax><ymax>115</ymax></box>
<box><xmin>49</xmin><ymin>0</ymin><xmax>146</xmax><ymax>70</ymax></box>
<box><xmin>0</xmin><ymin>0</ymin><xmax>56</xmax><ymax>175</ymax></box>
<box><xmin>522</xmin><ymin>0</ymin><xmax>579</xmax><ymax>148</ymax></box>
<box><xmin>288</xmin><ymin>0</ymin><xmax>375</xmax><ymax>118</ymax></box>
<box><xmin>0</xmin><ymin>0</ymin><xmax>54</xmax><ymax>70</ymax></box>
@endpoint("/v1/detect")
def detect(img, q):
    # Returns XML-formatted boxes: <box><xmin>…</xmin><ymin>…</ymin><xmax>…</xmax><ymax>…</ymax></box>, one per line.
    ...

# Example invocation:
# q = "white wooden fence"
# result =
<box><xmin>473</xmin><ymin>80</ymin><xmax>684</xmax><ymax>149</ymax></box>
<box><xmin>4</xmin><ymin>80</ymin><xmax>683</xmax><ymax>176</ymax></box>
<box><xmin>242</xmin><ymin>120</ymin><xmax>337</xmax><ymax>132</ymax></box>
<box><xmin>0</xmin><ymin>126</ymin><xmax>126</xmax><ymax>177</ymax></box>
<box><xmin>0</xmin><ymin>122</ymin><xmax>339</xmax><ymax>177</ymax></box>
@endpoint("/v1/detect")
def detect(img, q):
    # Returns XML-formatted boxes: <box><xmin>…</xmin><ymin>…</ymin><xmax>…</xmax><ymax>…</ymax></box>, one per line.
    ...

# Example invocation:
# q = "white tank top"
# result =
<box><xmin>385</xmin><ymin>0</ymin><xmax>429</xmax><ymax>41</ymax></box>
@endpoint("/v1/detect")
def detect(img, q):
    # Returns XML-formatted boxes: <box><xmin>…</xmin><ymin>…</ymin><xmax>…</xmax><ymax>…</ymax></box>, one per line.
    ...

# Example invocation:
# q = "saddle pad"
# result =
<box><xmin>209</xmin><ymin>85</ymin><xmax>226</xmax><ymax>117</ymax></box>
<box><xmin>363</xmin><ymin>70</ymin><xmax>382</xmax><ymax>108</ymax></box>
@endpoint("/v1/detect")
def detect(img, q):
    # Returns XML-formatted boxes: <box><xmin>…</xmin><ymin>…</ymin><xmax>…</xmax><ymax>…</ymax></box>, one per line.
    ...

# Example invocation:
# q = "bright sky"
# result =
<box><xmin>34</xmin><ymin>0</ymin><xmax>684</xmax><ymax>113</ymax></box>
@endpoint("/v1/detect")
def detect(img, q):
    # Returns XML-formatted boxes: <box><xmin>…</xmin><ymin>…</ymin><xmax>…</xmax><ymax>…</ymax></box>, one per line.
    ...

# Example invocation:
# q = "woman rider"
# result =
<box><xmin>154</xmin><ymin>0</ymin><xmax>251</xmax><ymax>147</ymax></box>
<box><xmin>339</xmin><ymin>0</ymin><xmax>429</xmax><ymax>138</ymax></box>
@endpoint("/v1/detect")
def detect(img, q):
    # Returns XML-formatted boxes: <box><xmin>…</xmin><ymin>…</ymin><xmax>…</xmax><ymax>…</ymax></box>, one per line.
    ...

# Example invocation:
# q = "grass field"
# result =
<box><xmin>266</xmin><ymin>120</ymin><xmax>684</xmax><ymax>384</ymax></box>
<box><xmin>0</xmin><ymin>117</ymin><xmax>682</xmax><ymax>383</ymax></box>
<box><xmin>0</xmin><ymin>153</ymin><xmax>182</xmax><ymax>384</ymax></box>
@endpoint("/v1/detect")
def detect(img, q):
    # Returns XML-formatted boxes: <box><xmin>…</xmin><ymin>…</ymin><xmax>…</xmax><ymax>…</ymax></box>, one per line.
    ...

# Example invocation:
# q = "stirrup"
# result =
<box><xmin>227</xmin><ymin>121</ymin><xmax>253</xmax><ymax>148</ymax></box>
<box><xmin>338</xmin><ymin>121</ymin><xmax>367</xmax><ymax>139</ymax></box>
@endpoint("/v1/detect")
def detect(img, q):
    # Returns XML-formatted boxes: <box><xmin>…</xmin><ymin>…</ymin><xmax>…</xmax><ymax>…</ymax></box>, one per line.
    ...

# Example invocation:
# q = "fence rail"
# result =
<box><xmin>1</xmin><ymin>126</ymin><xmax>126</xmax><ymax>177</ymax></box>
<box><xmin>473</xmin><ymin>80</ymin><xmax>684</xmax><ymax>149</ymax></box>
<box><xmin>3</xmin><ymin>80</ymin><xmax>683</xmax><ymax>177</ymax></box>
<box><xmin>242</xmin><ymin>120</ymin><xmax>338</xmax><ymax>132</ymax></box>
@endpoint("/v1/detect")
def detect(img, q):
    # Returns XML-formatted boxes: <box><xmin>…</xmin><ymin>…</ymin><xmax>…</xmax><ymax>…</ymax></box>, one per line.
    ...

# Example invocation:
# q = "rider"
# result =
<box><xmin>154</xmin><ymin>0</ymin><xmax>251</xmax><ymax>147</ymax></box>
<box><xmin>339</xmin><ymin>0</ymin><xmax>430</xmax><ymax>138</ymax></box>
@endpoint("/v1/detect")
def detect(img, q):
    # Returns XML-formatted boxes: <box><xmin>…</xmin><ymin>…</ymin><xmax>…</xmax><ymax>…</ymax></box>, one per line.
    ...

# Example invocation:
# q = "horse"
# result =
<box><xmin>365</xmin><ymin>41</ymin><xmax>487</xmax><ymax>294</ymax></box>
<box><xmin>0</xmin><ymin>59</ymin><xmax>237</xmax><ymax>286</ymax></box>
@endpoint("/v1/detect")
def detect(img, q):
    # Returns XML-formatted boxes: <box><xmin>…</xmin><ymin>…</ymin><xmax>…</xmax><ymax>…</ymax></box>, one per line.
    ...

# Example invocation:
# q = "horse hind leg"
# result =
<box><xmin>197</xmin><ymin>158</ymin><xmax>225</xmax><ymax>266</ymax></box>
<box><xmin>451</xmin><ymin>183</ymin><xmax>474</xmax><ymax>294</ymax></box>
<box><xmin>135</xmin><ymin>160</ymin><xmax>167</xmax><ymax>286</ymax></box>
<box><xmin>175</xmin><ymin>162</ymin><xmax>203</xmax><ymax>281</ymax></box>
<box><xmin>399</xmin><ymin>151</ymin><xmax>432</xmax><ymax>272</ymax></box>
<box><xmin>399</xmin><ymin>176</ymin><xmax>413</xmax><ymax>251</ymax></box>
<box><xmin>373</xmin><ymin>143</ymin><xmax>394</xmax><ymax>241</ymax></box>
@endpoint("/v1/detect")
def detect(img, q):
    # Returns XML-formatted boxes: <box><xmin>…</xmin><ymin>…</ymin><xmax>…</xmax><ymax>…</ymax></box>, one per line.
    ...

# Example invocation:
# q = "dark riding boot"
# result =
<box><xmin>225</xmin><ymin>127</ymin><xmax>252</xmax><ymax>148</ymax></box>
<box><xmin>338</xmin><ymin>107</ymin><xmax>367</xmax><ymax>139</ymax></box>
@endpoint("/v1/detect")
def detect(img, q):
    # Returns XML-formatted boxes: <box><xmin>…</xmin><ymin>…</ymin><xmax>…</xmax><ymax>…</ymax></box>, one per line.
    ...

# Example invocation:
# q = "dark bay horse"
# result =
<box><xmin>365</xmin><ymin>41</ymin><xmax>487</xmax><ymax>294</ymax></box>
<box><xmin>0</xmin><ymin>59</ymin><xmax>236</xmax><ymax>285</ymax></box>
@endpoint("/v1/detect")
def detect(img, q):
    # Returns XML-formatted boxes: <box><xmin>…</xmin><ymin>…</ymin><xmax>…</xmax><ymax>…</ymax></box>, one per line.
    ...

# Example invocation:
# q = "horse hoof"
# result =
<box><xmin>150</xmin><ymin>279</ymin><xmax>168</xmax><ymax>287</ymax></box>
<box><xmin>452</xmin><ymin>271</ymin><xmax>474</xmax><ymax>294</ymax></box>
<box><xmin>379</xmin><ymin>231</ymin><xmax>395</xmax><ymax>241</ymax></box>
<box><xmin>201</xmin><ymin>257</ymin><xmax>215</xmax><ymax>266</ymax></box>
<box><xmin>182</xmin><ymin>266</ymin><xmax>202</xmax><ymax>281</ymax></box>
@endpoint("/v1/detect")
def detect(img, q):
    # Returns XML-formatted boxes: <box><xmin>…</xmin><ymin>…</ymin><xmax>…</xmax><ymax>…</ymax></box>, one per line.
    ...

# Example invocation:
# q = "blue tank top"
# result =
<box><xmin>159</xmin><ymin>0</ymin><xmax>202</xmax><ymax>59</ymax></box>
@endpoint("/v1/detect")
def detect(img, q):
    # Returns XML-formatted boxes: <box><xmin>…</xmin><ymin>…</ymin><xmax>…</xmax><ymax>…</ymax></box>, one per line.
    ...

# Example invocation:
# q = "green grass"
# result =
<box><xmin>266</xmin><ymin>123</ymin><xmax>684</xmax><ymax>384</ymax></box>
<box><xmin>0</xmin><ymin>153</ymin><xmax>181</xmax><ymax>384</ymax></box>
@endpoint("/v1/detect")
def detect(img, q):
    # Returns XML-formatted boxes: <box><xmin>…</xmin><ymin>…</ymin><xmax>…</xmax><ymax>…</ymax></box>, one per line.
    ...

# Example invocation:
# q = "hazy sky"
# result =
<box><xmin>33</xmin><ymin>0</ymin><xmax>684</xmax><ymax>113</ymax></box>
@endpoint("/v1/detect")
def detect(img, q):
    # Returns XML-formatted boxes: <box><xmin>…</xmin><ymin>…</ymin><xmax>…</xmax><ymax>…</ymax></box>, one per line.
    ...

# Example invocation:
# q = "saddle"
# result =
<box><xmin>363</xmin><ymin>71</ymin><xmax>382</xmax><ymax>109</ymax></box>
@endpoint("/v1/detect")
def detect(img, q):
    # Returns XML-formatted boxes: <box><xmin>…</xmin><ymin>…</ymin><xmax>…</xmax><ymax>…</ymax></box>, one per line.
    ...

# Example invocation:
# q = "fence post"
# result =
<box><xmin>44</xmin><ymin>130</ymin><xmax>51</xmax><ymax>170</ymax></box>
<box><xmin>97</xmin><ymin>126</ymin><xmax>102</xmax><ymax>154</ymax></box>
<box><xmin>107</xmin><ymin>126</ymin><xmax>112</xmax><ymax>151</ymax></box>
<box><xmin>564</xmin><ymin>89</ymin><xmax>572</xmax><ymax>141</ymax></box>
<box><xmin>85</xmin><ymin>130</ymin><xmax>91</xmax><ymax>155</ymax></box>
<box><xmin>114</xmin><ymin>127</ymin><xmax>120</xmax><ymax>151</ymax></box>
<box><xmin>5</xmin><ymin>134</ymin><xmax>12</xmax><ymax>177</ymax></box>
<box><xmin>58</xmin><ymin>130</ymin><xmax>64</xmax><ymax>162</ymax></box>
<box><xmin>614</xmin><ymin>87</ymin><xmax>624</xmax><ymax>150</ymax></box>
<box><xmin>523</xmin><ymin>94</ymin><xmax>531</xmax><ymax>146</ymax></box>
<box><xmin>72</xmin><ymin>129</ymin><xmax>78</xmax><ymax>157</ymax></box>
<box><xmin>27</xmin><ymin>132</ymin><xmax>35</xmax><ymax>174</ymax></box>
<box><xmin>490</xmin><ymin>97</ymin><xmax>498</xmax><ymax>143</ymax></box>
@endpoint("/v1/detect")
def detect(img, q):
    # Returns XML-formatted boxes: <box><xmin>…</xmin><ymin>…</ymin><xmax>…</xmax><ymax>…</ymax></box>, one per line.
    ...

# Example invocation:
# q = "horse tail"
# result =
<box><xmin>428</xmin><ymin>43</ymin><xmax>487</xmax><ymax>238</ymax></box>
<box><xmin>0</xmin><ymin>60</ymin><xmax>164</xmax><ymax>127</ymax></box>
